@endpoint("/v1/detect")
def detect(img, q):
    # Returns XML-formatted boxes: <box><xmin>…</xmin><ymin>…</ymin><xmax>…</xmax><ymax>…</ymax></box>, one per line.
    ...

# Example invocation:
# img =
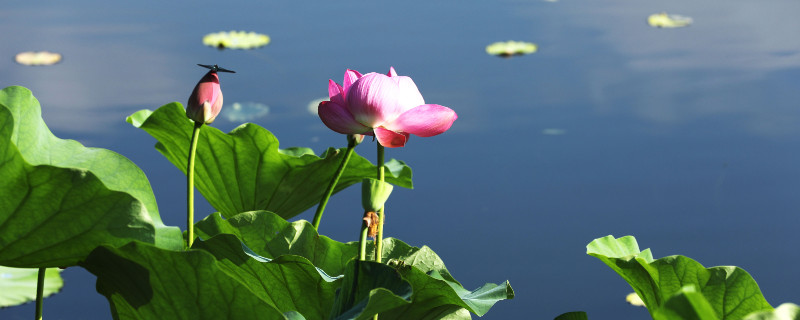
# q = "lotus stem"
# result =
<box><xmin>312</xmin><ymin>138</ymin><xmax>357</xmax><ymax>230</ymax></box>
<box><xmin>187</xmin><ymin>121</ymin><xmax>202</xmax><ymax>248</ymax></box>
<box><xmin>35</xmin><ymin>267</ymin><xmax>45</xmax><ymax>320</ymax></box>
<box><xmin>358</xmin><ymin>220</ymin><xmax>369</xmax><ymax>261</ymax></box>
<box><xmin>375</xmin><ymin>144</ymin><xmax>385</xmax><ymax>263</ymax></box>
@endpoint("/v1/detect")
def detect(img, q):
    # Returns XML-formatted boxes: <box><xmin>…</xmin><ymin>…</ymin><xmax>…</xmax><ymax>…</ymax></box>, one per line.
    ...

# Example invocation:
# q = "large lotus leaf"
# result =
<box><xmin>127</xmin><ymin>103</ymin><xmax>413</xmax><ymax>220</ymax></box>
<box><xmin>587</xmin><ymin>235</ymin><xmax>773</xmax><ymax>319</ymax></box>
<box><xmin>0</xmin><ymin>88</ymin><xmax>182</xmax><ymax>267</ymax></box>
<box><xmin>744</xmin><ymin>303</ymin><xmax>800</xmax><ymax>320</ymax></box>
<box><xmin>194</xmin><ymin>211</ymin><xmax>456</xmax><ymax>280</ymax></box>
<box><xmin>330</xmin><ymin>260</ymin><xmax>413</xmax><ymax>320</ymax></box>
<box><xmin>653</xmin><ymin>285</ymin><xmax>719</xmax><ymax>320</ymax></box>
<box><xmin>195</xmin><ymin>211</ymin><xmax>514</xmax><ymax>318</ymax></box>
<box><xmin>81</xmin><ymin>241</ymin><xmax>295</xmax><ymax>320</ymax></box>
<box><xmin>0</xmin><ymin>266</ymin><xmax>62</xmax><ymax>307</ymax></box>
<box><xmin>331</xmin><ymin>260</ymin><xmax>512</xmax><ymax>320</ymax></box>
<box><xmin>367</xmin><ymin>238</ymin><xmax>460</xmax><ymax>285</ymax></box>
<box><xmin>194</xmin><ymin>211</ymin><xmax>358</xmax><ymax>276</ymax></box>
<box><xmin>192</xmin><ymin>234</ymin><xmax>340</xmax><ymax>319</ymax></box>
<box><xmin>389</xmin><ymin>265</ymin><xmax>513</xmax><ymax>318</ymax></box>
<box><xmin>0</xmin><ymin>87</ymin><xmax>177</xmax><ymax>246</ymax></box>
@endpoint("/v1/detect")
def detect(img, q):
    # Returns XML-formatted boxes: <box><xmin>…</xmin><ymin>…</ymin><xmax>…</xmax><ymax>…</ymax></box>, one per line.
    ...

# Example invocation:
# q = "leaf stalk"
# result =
<box><xmin>187</xmin><ymin>122</ymin><xmax>202</xmax><ymax>248</ymax></box>
<box><xmin>312</xmin><ymin>138</ymin><xmax>357</xmax><ymax>230</ymax></box>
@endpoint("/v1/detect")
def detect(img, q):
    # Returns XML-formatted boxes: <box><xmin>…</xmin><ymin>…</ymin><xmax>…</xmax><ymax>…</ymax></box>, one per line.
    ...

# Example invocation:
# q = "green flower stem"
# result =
<box><xmin>375</xmin><ymin>144</ymin><xmax>385</xmax><ymax>263</ymax></box>
<box><xmin>312</xmin><ymin>139</ymin><xmax>357</xmax><ymax>230</ymax></box>
<box><xmin>35</xmin><ymin>267</ymin><xmax>44</xmax><ymax>320</ymax></box>
<box><xmin>187</xmin><ymin>121</ymin><xmax>203</xmax><ymax>248</ymax></box>
<box><xmin>358</xmin><ymin>220</ymin><xmax>369</xmax><ymax>261</ymax></box>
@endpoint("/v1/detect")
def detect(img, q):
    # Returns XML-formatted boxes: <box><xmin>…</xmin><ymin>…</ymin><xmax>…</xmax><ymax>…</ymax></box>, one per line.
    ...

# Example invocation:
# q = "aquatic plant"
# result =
<box><xmin>14</xmin><ymin>51</ymin><xmax>62</xmax><ymax>66</ymax></box>
<box><xmin>485</xmin><ymin>41</ymin><xmax>538</xmax><ymax>57</ymax></box>
<box><xmin>0</xmin><ymin>67</ymin><xmax>509</xmax><ymax>318</ymax></box>
<box><xmin>202</xmin><ymin>30</ymin><xmax>270</xmax><ymax>49</ymax></box>
<box><xmin>648</xmin><ymin>12</ymin><xmax>693</xmax><ymax>28</ymax></box>
<box><xmin>317</xmin><ymin>67</ymin><xmax>457</xmax><ymax>148</ymax></box>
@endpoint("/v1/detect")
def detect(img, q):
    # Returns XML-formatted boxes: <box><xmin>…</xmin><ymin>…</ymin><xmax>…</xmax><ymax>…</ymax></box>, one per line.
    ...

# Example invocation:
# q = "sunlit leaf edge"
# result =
<box><xmin>0</xmin><ymin>267</ymin><xmax>63</xmax><ymax>308</ymax></box>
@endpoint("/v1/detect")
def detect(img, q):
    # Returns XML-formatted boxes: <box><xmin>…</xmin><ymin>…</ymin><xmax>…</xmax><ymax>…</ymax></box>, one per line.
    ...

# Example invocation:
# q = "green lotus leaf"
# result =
<box><xmin>486</xmin><ymin>41</ymin><xmax>538</xmax><ymax>57</ymax></box>
<box><xmin>81</xmin><ymin>241</ymin><xmax>296</xmax><ymax>320</ymax></box>
<box><xmin>194</xmin><ymin>211</ymin><xmax>455</xmax><ymax>279</ymax></box>
<box><xmin>744</xmin><ymin>303</ymin><xmax>800</xmax><ymax>320</ymax></box>
<box><xmin>128</xmin><ymin>103</ymin><xmax>413</xmax><ymax>220</ymax></box>
<box><xmin>283</xmin><ymin>311</ymin><xmax>308</xmax><ymax>320</ymax></box>
<box><xmin>329</xmin><ymin>260</ymin><xmax>413</xmax><ymax>320</ymax></box>
<box><xmin>554</xmin><ymin>311</ymin><xmax>589</xmax><ymax>320</ymax></box>
<box><xmin>203</xmin><ymin>30</ymin><xmax>270</xmax><ymax>50</ymax></box>
<box><xmin>192</xmin><ymin>234</ymin><xmax>340</xmax><ymax>319</ymax></box>
<box><xmin>388</xmin><ymin>265</ymin><xmax>513</xmax><ymax>318</ymax></box>
<box><xmin>587</xmin><ymin>235</ymin><xmax>773</xmax><ymax>319</ymax></box>
<box><xmin>653</xmin><ymin>285</ymin><xmax>719</xmax><ymax>320</ymax></box>
<box><xmin>0</xmin><ymin>86</ymin><xmax>182</xmax><ymax>267</ymax></box>
<box><xmin>0</xmin><ymin>266</ymin><xmax>62</xmax><ymax>307</ymax></box>
<box><xmin>195</xmin><ymin>210</ymin><xmax>514</xmax><ymax>318</ymax></box>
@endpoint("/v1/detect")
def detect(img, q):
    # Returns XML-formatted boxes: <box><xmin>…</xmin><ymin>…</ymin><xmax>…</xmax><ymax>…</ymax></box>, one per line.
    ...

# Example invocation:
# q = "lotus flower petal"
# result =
<box><xmin>318</xmin><ymin>67</ymin><xmax>456</xmax><ymax>147</ymax></box>
<box><xmin>328</xmin><ymin>80</ymin><xmax>345</xmax><ymax>105</ymax></box>
<box><xmin>342</xmin><ymin>69</ymin><xmax>363</xmax><ymax>98</ymax></box>
<box><xmin>392</xmin><ymin>76</ymin><xmax>426</xmax><ymax>113</ymax></box>
<box><xmin>318</xmin><ymin>100</ymin><xmax>371</xmax><ymax>134</ymax></box>
<box><xmin>384</xmin><ymin>104</ymin><xmax>457</xmax><ymax>137</ymax></box>
<box><xmin>347</xmin><ymin>73</ymin><xmax>403</xmax><ymax>127</ymax></box>
<box><xmin>374</xmin><ymin>127</ymin><xmax>410</xmax><ymax>148</ymax></box>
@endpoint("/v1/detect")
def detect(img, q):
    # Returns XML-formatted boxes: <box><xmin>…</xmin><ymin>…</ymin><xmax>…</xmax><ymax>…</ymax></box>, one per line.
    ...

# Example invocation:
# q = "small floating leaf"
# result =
<box><xmin>220</xmin><ymin>102</ymin><xmax>269</xmax><ymax>122</ymax></box>
<box><xmin>202</xmin><ymin>31</ymin><xmax>270</xmax><ymax>50</ymax></box>
<box><xmin>626</xmin><ymin>292</ymin><xmax>646</xmax><ymax>307</ymax></box>
<box><xmin>14</xmin><ymin>51</ymin><xmax>62</xmax><ymax>66</ymax></box>
<box><xmin>0</xmin><ymin>267</ymin><xmax>63</xmax><ymax>307</ymax></box>
<box><xmin>648</xmin><ymin>12</ymin><xmax>693</xmax><ymax>28</ymax></box>
<box><xmin>307</xmin><ymin>97</ymin><xmax>326</xmax><ymax>115</ymax></box>
<box><xmin>486</xmin><ymin>41</ymin><xmax>537</xmax><ymax>57</ymax></box>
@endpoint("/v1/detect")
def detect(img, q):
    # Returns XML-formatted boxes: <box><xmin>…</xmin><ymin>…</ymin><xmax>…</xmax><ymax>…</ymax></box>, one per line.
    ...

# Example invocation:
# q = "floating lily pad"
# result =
<box><xmin>626</xmin><ymin>292</ymin><xmax>645</xmax><ymax>307</ymax></box>
<box><xmin>486</xmin><ymin>41</ymin><xmax>537</xmax><ymax>57</ymax></box>
<box><xmin>0</xmin><ymin>266</ymin><xmax>63</xmax><ymax>307</ymax></box>
<box><xmin>220</xmin><ymin>102</ymin><xmax>269</xmax><ymax>122</ymax></box>
<box><xmin>307</xmin><ymin>97</ymin><xmax>326</xmax><ymax>115</ymax></box>
<box><xmin>648</xmin><ymin>12</ymin><xmax>693</xmax><ymax>28</ymax></box>
<box><xmin>203</xmin><ymin>31</ymin><xmax>270</xmax><ymax>50</ymax></box>
<box><xmin>14</xmin><ymin>51</ymin><xmax>62</xmax><ymax>66</ymax></box>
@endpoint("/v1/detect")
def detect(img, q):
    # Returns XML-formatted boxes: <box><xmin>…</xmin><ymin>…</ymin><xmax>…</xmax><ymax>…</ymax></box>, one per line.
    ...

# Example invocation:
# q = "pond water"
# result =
<box><xmin>3</xmin><ymin>0</ymin><xmax>800</xmax><ymax>319</ymax></box>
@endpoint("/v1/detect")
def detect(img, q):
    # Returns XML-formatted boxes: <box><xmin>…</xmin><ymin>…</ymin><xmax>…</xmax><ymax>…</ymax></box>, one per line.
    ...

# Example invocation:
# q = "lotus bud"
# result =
<box><xmin>348</xmin><ymin>134</ymin><xmax>365</xmax><ymax>146</ymax></box>
<box><xmin>361</xmin><ymin>178</ymin><xmax>393</xmax><ymax>212</ymax></box>
<box><xmin>186</xmin><ymin>64</ymin><xmax>235</xmax><ymax>125</ymax></box>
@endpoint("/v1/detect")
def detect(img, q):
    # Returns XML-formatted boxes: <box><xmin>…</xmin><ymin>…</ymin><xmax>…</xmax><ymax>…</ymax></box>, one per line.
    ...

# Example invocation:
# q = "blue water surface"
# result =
<box><xmin>2</xmin><ymin>0</ymin><xmax>800</xmax><ymax>319</ymax></box>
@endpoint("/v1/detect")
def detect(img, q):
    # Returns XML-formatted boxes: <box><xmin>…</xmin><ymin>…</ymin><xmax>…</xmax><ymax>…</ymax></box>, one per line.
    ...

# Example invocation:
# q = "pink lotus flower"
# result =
<box><xmin>186</xmin><ymin>64</ymin><xmax>234</xmax><ymax>125</ymax></box>
<box><xmin>318</xmin><ymin>67</ymin><xmax>457</xmax><ymax>148</ymax></box>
